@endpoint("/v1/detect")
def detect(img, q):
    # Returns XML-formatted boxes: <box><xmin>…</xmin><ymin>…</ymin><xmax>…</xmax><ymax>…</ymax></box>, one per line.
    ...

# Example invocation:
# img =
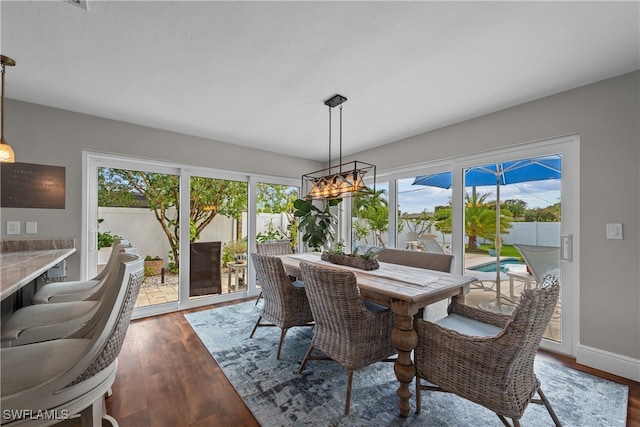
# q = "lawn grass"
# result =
<box><xmin>476</xmin><ymin>244</ymin><xmax>522</xmax><ymax>258</ymax></box>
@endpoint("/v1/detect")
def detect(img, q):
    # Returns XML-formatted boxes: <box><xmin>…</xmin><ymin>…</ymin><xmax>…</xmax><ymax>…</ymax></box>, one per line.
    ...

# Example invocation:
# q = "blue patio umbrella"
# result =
<box><xmin>412</xmin><ymin>155</ymin><xmax>562</xmax><ymax>294</ymax></box>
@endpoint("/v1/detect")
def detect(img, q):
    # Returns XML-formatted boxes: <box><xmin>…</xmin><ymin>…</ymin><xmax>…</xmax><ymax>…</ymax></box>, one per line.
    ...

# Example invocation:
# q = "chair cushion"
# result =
<box><xmin>1</xmin><ymin>301</ymin><xmax>98</xmax><ymax>343</ymax></box>
<box><xmin>32</xmin><ymin>279</ymin><xmax>100</xmax><ymax>303</ymax></box>
<box><xmin>435</xmin><ymin>313</ymin><xmax>502</xmax><ymax>337</ymax></box>
<box><xmin>291</xmin><ymin>280</ymin><xmax>305</xmax><ymax>288</ymax></box>
<box><xmin>363</xmin><ymin>300</ymin><xmax>389</xmax><ymax>313</ymax></box>
<box><xmin>1</xmin><ymin>339</ymin><xmax>91</xmax><ymax>396</ymax></box>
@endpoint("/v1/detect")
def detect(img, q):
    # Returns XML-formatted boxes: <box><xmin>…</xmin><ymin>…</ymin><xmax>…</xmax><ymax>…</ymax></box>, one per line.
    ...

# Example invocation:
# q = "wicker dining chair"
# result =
<box><xmin>255</xmin><ymin>240</ymin><xmax>294</xmax><ymax>305</ymax></box>
<box><xmin>414</xmin><ymin>274</ymin><xmax>561</xmax><ymax>427</ymax></box>
<box><xmin>249</xmin><ymin>253</ymin><xmax>314</xmax><ymax>359</ymax></box>
<box><xmin>298</xmin><ymin>261</ymin><xmax>396</xmax><ymax>416</ymax></box>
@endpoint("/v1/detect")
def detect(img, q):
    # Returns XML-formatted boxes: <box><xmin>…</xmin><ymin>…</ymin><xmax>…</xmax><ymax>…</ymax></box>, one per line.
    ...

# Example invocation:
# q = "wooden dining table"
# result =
<box><xmin>278</xmin><ymin>252</ymin><xmax>476</xmax><ymax>418</ymax></box>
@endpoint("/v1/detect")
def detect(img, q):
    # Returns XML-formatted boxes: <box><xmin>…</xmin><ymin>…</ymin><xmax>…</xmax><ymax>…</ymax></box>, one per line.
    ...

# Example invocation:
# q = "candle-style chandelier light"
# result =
<box><xmin>301</xmin><ymin>94</ymin><xmax>375</xmax><ymax>200</ymax></box>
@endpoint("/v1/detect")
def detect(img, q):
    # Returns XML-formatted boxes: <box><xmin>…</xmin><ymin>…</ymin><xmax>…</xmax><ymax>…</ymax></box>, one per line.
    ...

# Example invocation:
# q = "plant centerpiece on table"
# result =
<box><xmin>144</xmin><ymin>255</ymin><xmax>164</xmax><ymax>276</ymax></box>
<box><xmin>321</xmin><ymin>240</ymin><xmax>381</xmax><ymax>271</ymax></box>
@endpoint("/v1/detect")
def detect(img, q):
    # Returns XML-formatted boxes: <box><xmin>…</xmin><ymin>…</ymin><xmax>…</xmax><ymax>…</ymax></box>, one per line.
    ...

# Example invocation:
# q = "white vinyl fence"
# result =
<box><xmin>358</xmin><ymin>221</ymin><xmax>561</xmax><ymax>250</ymax></box>
<box><xmin>98</xmin><ymin>207</ymin><xmax>291</xmax><ymax>262</ymax></box>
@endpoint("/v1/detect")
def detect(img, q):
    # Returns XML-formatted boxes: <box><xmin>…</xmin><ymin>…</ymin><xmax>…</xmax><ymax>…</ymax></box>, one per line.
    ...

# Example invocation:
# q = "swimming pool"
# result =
<box><xmin>468</xmin><ymin>258</ymin><xmax>525</xmax><ymax>273</ymax></box>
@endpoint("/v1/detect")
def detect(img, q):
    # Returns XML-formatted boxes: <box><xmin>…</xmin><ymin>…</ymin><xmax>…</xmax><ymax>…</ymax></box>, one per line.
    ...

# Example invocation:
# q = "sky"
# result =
<box><xmin>392</xmin><ymin>177</ymin><xmax>561</xmax><ymax>215</ymax></box>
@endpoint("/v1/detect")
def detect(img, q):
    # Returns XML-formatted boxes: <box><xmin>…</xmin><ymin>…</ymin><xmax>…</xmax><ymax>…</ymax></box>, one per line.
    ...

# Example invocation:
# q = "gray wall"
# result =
<box><xmin>349</xmin><ymin>71</ymin><xmax>640</xmax><ymax>361</ymax></box>
<box><xmin>0</xmin><ymin>100</ymin><xmax>321</xmax><ymax>280</ymax></box>
<box><xmin>1</xmin><ymin>71</ymin><xmax>638</xmax><ymax>365</ymax></box>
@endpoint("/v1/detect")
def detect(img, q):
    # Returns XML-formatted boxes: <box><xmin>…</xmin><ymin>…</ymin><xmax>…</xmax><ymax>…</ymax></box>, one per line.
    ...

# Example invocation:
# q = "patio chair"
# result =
<box><xmin>1</xmin><ymin>252</ymin><xmax>144</xmax><ymax>427</ymax></box>
<box><xmin>414</xmin><ymin>274</ymin><xmax>561</xmax><ymax>426</ymax></box>
<box><xmin>32</xmin><ymin>239</ymin><xmax>134</xmax><ymax>304</ymax></box>
<box><xmin>249</xmin><ymin>253</ymin><xmax>314</xmax><ymax>359</ymax></box>
<box><xmin>514</xmin><ymin>244</ymin><xmax>561</xmax><ymax>283</ymax></box>
<box><xmin>417</xmin><ymin>235</ymin><xmax>446</xmax><ymax>254</ymax></box>
<box><xmin>255</xmin><ymin>239</ymin><xmax>294</xmax><ymax>305</ymax></box>
<box><xmin>298</xmin><ymin>261</ymin><xmax>396</xmax><ymax>416</ymax></box>
<box><xmin>189</xmin><ymin>241</ymin><xmax>222</xmax><ymax>296</ymax></box>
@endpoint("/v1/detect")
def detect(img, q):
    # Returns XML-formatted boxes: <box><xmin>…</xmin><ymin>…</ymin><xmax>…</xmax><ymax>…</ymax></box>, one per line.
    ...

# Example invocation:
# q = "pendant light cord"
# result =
<box><xmin>328</xmin><ymin>105</ymin><xmax>332</xmax><ymax>174</ymax></box>
<box><xmin>1</xmin><ymin>62</ymin><xmax>5</xmax><ymax>141</ymax></box>
<box><xmin>339</xmin><ymin>104</ymin><xmax>343</xmax><ymax>173</ymax></box>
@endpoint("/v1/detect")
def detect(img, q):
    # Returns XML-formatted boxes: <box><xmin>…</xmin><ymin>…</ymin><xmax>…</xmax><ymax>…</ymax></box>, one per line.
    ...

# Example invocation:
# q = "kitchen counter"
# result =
<box><xmin>1</xmin><ymin>239</ymin><xmax>76</xmax><ymax>301</ymax></box>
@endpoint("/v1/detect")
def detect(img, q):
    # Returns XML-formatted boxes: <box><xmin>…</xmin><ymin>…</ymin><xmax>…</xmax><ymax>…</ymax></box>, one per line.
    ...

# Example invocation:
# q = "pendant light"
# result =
<box><xmin>302</xmin><ymin>94</ymin><xmax>376</xmax><ymax>200</ymax></box>
<box><xmin>0</xmin><ymin>55</ymin><xmax>16</xmax><ymax>163</ymax></box>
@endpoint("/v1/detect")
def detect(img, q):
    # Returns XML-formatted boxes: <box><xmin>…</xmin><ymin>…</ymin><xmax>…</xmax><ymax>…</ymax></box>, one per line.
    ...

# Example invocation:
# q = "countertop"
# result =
<box><xmin>1</xmin><ymin>239</ymin><xmax>76</xmax><ymax>300</ymax></box>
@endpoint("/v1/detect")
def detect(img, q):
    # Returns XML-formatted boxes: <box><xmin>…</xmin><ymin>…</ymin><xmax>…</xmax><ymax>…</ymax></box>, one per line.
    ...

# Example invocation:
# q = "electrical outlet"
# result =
<box><xmin>26</xmin><ymin>221</ymin><xmax>38</xmax><ymax>234</ymax></box>
<box><xmin>606</xmin><ymin>223</ymin><xmax>623</xmax><ymax>240</ymax></box>
<box><xmin>6</xmin><ymin>221</ymin><xmax>20</xmax><ymax>235</ymax></box>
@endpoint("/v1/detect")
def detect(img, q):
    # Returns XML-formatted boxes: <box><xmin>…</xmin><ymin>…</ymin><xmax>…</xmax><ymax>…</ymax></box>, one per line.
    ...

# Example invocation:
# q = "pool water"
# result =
<box><xmin>468</xmin><ymin>258</ymin><xmax>525</xmax><ymax>273</ymax></box>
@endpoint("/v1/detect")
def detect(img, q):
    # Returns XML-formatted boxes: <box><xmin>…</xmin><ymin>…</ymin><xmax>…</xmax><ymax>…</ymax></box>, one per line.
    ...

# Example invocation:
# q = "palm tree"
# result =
<box><xmin>435</xmin><ymin>191</ymin><xmax>513</xmax><ymax>252</ymax></box>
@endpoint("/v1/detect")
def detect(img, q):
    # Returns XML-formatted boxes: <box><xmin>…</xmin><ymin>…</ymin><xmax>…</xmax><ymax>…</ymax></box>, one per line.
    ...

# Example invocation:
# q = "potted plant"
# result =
<box><xmin>97</xmin><ymin>219</ymin><xmax>118</xmax><ymax>265</ymax></box>
<box><xmin>223</xmin><ymin>239</ymin><xmax>248</xmax><ymax>264</ymax></box>
<box><xmin>144</xmin><ymin>255</ymin><xmax>164</xmax><ymax>276</ymax></box>
<box><xmin>293</xmin><ymin>198</ymin><xmax>340</xmax><ymax>252</ymax></box>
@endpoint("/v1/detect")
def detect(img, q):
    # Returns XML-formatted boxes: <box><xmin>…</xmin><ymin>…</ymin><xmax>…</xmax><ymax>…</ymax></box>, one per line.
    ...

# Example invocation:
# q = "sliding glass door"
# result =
<box><xmin>187</xmin><ymin>174</ymin><xmax>248</xmax><ymax>299</ymax></box>
<box><xmin>87</xmin><ymin>157</ymin><xmax>182</xmax><ymax>315</ymax></box>
<box><xmin>86</xmin><ymin>152</ymin><xmax>301</xmax><ymax>317</ymax></box>
<box><xmin>384</xmin><ymin>135</ymin><xmax>578</xmax><ymax>355</ymax></box>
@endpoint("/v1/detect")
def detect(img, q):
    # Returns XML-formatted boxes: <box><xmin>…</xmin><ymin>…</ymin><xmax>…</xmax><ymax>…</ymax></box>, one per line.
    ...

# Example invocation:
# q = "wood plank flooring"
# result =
<box><xmin>106</xmin><ymin>298</ymin><xmax>640</xmax><ymax>427</ymax></box>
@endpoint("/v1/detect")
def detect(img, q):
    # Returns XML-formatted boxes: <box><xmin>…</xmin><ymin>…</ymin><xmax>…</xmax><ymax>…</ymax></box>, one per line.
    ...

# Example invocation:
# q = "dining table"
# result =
<box><xmin>278</xmin><ymin>252</ymin><xmax>477</xmax><ymax>418</ymax></box>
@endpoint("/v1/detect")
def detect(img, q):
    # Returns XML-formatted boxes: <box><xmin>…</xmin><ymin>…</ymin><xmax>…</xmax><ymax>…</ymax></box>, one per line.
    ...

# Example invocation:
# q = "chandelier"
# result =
<box><xmin>302</xmin><ymin>94</ymin><xmax>376</xmax><ymax>200</ymax></box>
<box><xmin>0</xmin><ymin>55</ymin><xmax>16</xmax><ymax>163</ymax></box>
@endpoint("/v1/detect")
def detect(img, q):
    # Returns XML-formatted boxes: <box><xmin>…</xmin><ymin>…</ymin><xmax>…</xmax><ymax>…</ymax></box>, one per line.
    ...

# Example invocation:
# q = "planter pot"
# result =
<box><xmin>321</xmin><ymin>253</ymin><xmax>379</xmax><ymax>271</ymax></box>
<box><xmin>144</xmin><ymin>259</ymin><xmax>164</xmax><ymax>276</ymax></box>
<box><xmin>488</xmin><ymin>249</ymin><xmax>497</xmax><ymax>257</ymax></box>
<box><xmin>98</xmin><ymin>247</ymin><xmax>112</xmax><ymax>265</ymax></box>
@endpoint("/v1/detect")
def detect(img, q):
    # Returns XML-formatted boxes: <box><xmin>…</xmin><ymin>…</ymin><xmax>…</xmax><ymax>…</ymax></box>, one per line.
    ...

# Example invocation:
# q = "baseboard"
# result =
<box><xmin>576</xmin><ymin>343</ymin><xmax>640</xmax><ymax>382</ymax></box>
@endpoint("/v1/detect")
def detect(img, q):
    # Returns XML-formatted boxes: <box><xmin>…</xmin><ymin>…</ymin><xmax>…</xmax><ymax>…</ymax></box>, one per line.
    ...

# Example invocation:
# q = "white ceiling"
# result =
<box><xmin>1</xmin><ymin>1</ymin><xmax>638</xmax><ymax>162</ymax></box>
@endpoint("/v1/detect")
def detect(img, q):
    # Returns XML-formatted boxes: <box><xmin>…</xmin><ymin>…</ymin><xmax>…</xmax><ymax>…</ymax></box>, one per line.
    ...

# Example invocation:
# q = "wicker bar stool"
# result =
<box><xmin>1</xmin><ymin>252</ymin><xmax>144</xmax><ymax>426</ymax></box>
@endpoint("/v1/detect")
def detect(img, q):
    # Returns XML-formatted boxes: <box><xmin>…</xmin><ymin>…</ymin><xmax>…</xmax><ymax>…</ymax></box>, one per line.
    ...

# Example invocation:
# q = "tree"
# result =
<box><xmin>98</xmin><ymin>168</ymin><xmax>247</xmax><ymax>269</ymax></box>
<box><xmin>524</xmin><ymin>204</ymin><xmax>560</xmax><ymax>222</ymax></box>
<box><xmin>255</xmin><ymin>183</ymin><xmax>299</xmax><ymax>245</ymax></box>
<box><xmin>399</xmin><ymin>210</ymin><xmax>435</xmax><ymax>238</ymax></box>
<box><xmin>436</xmin><ymin>191</ymin><xmax>513</xmax><ymax>251</ymax></box>
<box><xmin>352</xmin><ymin>189</ymin><xmax>389</xmax><ymax>247</ymax></box>
<box><xmin>502</xmin><ymin>199</ymin><xmax>527</xmax><ymax>219</ymax></box>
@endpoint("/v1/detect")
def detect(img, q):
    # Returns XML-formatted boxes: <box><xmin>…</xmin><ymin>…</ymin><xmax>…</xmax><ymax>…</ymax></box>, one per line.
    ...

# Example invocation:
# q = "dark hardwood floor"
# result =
<box><xmin>106</xmin><ymin>299</ymin><xmax>640</xmax><ymax>426</ymax></box>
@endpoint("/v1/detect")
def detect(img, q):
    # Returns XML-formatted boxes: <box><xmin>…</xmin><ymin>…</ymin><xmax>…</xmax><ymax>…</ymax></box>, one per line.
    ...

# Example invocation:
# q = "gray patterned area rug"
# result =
<box><xmin>185</xmin><ymin>301</ymin><xmax>627</xmax><ymax>427</ymax></box>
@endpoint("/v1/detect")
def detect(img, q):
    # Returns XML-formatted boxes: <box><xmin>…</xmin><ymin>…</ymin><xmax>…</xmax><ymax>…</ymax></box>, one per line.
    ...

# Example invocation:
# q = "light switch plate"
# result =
<box><xmin>26</xmin><ymin>221</ymin><xmax>38</xmax><ymax>234</ymax></box>
<box><xmin>7</xmin><ymin>221</ymin><xmax>20</xmax><ymax>235</ymax></box>
<box><xmin>606</xmin><ymin>223</ymin><xmax>623</xmax><ymax>240</ymax></box>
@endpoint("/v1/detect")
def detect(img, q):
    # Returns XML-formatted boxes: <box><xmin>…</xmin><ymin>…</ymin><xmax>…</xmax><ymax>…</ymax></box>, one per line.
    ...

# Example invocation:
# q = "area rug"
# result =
<box><xmin>185</xmin><ymin>301</ymin><xmax>628</xmax><ymax>427</ymax></box>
